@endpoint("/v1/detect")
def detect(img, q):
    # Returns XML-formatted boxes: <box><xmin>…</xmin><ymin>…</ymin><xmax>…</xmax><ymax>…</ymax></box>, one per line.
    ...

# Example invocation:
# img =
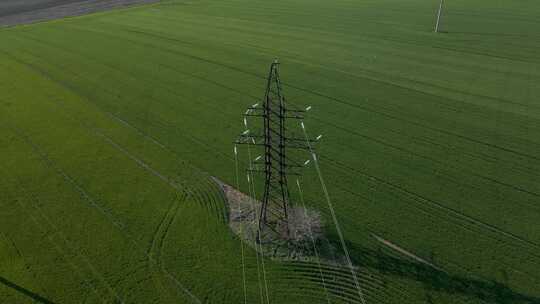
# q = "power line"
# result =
<box><xmin>245</xmin><ymin>125</ymin><xmax>271</xmax><ymax>304</ymax></box>
<box><xmin>296</xmin><ymin>178</ymin><xmax>332</xmax><ymax>304</ymax></box>
<box><xmin>300</xmin><ymin>121</ymin><xmax>367</xmax><ymax>304</ymax></box>
<box><xmin>246</xmin><ymin>173</ymin><xmax>266</xmax><ymax>304</ymax></box>
<box><xmin>234</xmin><ymin>145</ymin><xmax>248</xmax><ymax>304</ymax></box>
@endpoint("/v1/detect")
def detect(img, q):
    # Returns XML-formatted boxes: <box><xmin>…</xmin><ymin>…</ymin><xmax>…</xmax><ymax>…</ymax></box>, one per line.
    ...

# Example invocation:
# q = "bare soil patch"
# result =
<box><xmin>0</xmin><ymin>0</ymin><xmax>159</xmax><ymax>27</ymax></box>
<box><xmin>211</xmin><ymin>177</ymin><xmax>353</xmax><ymax>265</ymax></box>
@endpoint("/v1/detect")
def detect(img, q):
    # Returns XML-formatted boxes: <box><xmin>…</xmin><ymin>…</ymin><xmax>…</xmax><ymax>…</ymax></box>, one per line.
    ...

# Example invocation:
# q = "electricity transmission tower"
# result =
<box><xmin>236</xmin><ymin>60</ymin><xmax>313</xmax><ymax>243</ymax></box>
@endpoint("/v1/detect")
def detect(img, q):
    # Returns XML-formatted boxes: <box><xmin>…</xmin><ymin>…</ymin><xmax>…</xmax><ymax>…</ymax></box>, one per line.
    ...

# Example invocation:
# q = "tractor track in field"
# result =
<box><xmin>5</xmin><ymin>27</ymin><xmax>540</xmax><ymax>260</ymax></box>
<box><xmin>38</xmin><ymin>98</ymin><xmax>218</xmax><ymax>303</ymax></box>
<box><xmin>11</xmin><ymin>26</ymin><xmax>540</xmax><ymax>174</ymax></box>
<box><xmin>15</xmin><ymin>20</ymin><xmax>540</xmax><ymax>196</ymax></box>
<box><xmin>2</xmin><ymin>32</ymin><xmax>234</xmax><ymax>163</ymax></box>
<box><xmin>66</xmin><ymin>20</ymin><xmax>540</xmax><ymax>122</ymax></box>
<box><xmin>319</xmin><ymin>128</ymin><xmax>540</xmax><ymax>214</ymax></box>
<box><xmin>13</xmin><ymin>24</ymin><xmax>540</xmax><ymax>211</ymax></box>
<box><xmin>147</xmin><ymin>192</ymin><xmax>192</xmax><ymax>303</ymax></box>
<box><xmin>7</xmin><ymin>0</ymin><xmax>531</xmax><ymax>166</ymax></box>
<box><xmin>3</xmin><ymin>118</ymin><xmax>205</xmax><ymax>303</ymax></box>
<box><xmin>7</xmin><ymin>175</ymin><xmax>116</xmax><ymax>303</ymax></box>
<box><xmin>9</xmin><ymin>31</ymin><xmax>540</xmax><ymax>278</ymax></box>
<box><xmin>50</xmin><ymin>97</ymin><xmax>227</xmax><ymax>222</ymax></box>
<box><xmin>323</xmin><ymin>155</ymin><xmax>540</xmax><ymax>255</ymax></box>
<box><xmin>332</xmin><ymin>177</ymin><xmax>540</xmax><ymax>284</ymax></box>
<box><xmin>322</xmin><ymin>162</ymin><xmax>540</xmax><ymax>283</ymax></box>
<box><xmin>5</xmin><ymin>16</ymin><xmax>540</xmax><ymax>296</ymax></box>
<box><xmin>4</xmin><ymin>126</ymin><xmax>130</xmax><ymax>302</ymax></box>
<box><xmin>98</xmin><ymin>12</ymin><xmax>540</xmax><ymax>88</ymax></box>
<box><xmin>316</xmin><ymin>115</ymin><xmax>540</xmax><ymax>202</ymax></box>
<box><xmin>1</xmin><ymin>40</ymin><xmax>230</xmax><ymax>223</ymax></box>
<box><xmin>3</xmin><ymin>76</ymin><xmax>217</xmax><ymax>303</ymax></box>
<box><xmin>6</xmin><ymin>124</ymin><xmax>126</xmax><ymax>230</ymax></box>
<box><xmin>274</xmin><ymin>260</ymin><xmax>410</xmax><ymax>304</ymax></box>
<box><xmin>7</xmin><ymin>59</ymin><xmax>191</xmax><ymax>198</ymax></box>
<box><xmin>0</xmin><ymin>0</ymin><xmax>160</xmax><ymax>27</ymax></box>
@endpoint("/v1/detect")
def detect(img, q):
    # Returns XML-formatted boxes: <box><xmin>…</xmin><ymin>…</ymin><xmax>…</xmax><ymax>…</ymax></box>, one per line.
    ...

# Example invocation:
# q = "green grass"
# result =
<box><xmin>1</xmin><ymin>0</ymin><xmax>539</xmax><ymax>303</ymax></box>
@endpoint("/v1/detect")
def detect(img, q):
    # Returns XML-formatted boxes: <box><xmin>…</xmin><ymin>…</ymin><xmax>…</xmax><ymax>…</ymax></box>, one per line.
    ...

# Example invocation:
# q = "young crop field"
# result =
<box><xmin>1</xmin><ymin>0</ymin><xmax>539</xmax><ymax>303</ymax></box>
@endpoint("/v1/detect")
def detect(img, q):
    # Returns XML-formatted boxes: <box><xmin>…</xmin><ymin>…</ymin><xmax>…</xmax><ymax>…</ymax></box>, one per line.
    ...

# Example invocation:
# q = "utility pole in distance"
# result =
<box><xmin>435</xmin><ymin>0</ymin><xmax>444</xmax><ymax>33</ymax></box>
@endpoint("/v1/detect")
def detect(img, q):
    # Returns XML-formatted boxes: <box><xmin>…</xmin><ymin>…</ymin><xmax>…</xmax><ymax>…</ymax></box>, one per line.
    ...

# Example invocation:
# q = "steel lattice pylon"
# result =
<box><xmin>236</xmin><ymin>60</ymin><xmax>310</xmax><ymax>242</ymax></box>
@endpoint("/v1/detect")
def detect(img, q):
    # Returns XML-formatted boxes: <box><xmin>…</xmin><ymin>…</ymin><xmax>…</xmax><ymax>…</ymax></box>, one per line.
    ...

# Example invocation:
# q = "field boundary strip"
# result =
<box><xmin>0</xmin><ymin>0</ymin><xmax>160</xmax><ymax>27</ymax></box>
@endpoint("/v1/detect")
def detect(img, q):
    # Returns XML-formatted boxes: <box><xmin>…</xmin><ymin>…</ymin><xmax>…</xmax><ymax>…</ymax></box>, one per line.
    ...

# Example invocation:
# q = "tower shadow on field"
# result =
<box><xmin>330</xmin><ymin>237</ymin><xmax>540</xmax><ymax>304</ymax></box>
<box><xmin>0</xmin><ymin>276</ymin><xmax>57</xmax><ymax>304</ymax></box>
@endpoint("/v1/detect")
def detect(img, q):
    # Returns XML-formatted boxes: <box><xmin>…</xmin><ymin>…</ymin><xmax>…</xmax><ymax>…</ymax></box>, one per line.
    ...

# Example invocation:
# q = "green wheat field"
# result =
<box><xmin>1</xmin><ymin>0</ymin><xmax>539</xmax><ymax>303</ymax></box>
